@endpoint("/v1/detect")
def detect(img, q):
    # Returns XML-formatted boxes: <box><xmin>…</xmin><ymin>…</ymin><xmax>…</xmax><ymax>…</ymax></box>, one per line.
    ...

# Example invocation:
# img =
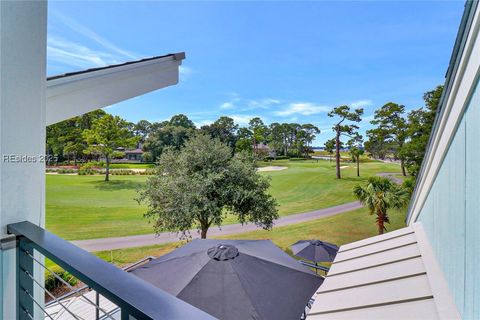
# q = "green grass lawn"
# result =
<box><xmin>46</xmin><ymin>159</ymin><xmax>402</xmax><ymax>240</ymax></box>
<box><xmin>95</xmin><ymin>207</ymin><xmax>407</xmax><ymax>266</ymax></box>
<box><xmin>260</xmin><ymin>159</ymin><xmax>401</xmax><ymax>215</ymax></box>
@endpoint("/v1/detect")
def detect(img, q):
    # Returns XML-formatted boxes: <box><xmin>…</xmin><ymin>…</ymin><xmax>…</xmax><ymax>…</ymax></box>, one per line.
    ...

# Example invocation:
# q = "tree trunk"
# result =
<box><xmin>400</xmin><ymin>158</ymin><xmax>407</xmax><ymax>176</ymax></box>
<box><xmin>335</xmin><ymin>128</ymin><xmax>341</xmax><ymax>179</ymax></box>
<box><xmin>201</xmin><ymin>228</ymin><xmax>208</xmax><ymax>239</ymax></box>
<box><xmin>105</xmin><ymin>155</ymin><xmax>110</xmax><ymax>182</ymax></box>
<box><xmin>377</xmin><ymin>210</ymin><xmax>385</xmax><ymax>235</ymax></box>
<box><xmin>74</xmin><ymin>154</ymin><xmax>77</xmax><ymax>167</ymax></box>
<box><xmin>357</xmin><ymin>156</ymin><xmax>360</xmax><ymax>177</ymax></box>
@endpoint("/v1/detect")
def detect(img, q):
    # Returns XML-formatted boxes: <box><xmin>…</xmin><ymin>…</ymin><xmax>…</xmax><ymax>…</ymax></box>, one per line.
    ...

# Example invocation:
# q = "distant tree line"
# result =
<box><xmin>46</xmin><ymin>112</ymin><xmax>322</xmax><ymax>165</ymax></box>
<box><xmin>47</xmin><ymin>84</ymin><xmax>442</xmax><ymax>181</ymax></box>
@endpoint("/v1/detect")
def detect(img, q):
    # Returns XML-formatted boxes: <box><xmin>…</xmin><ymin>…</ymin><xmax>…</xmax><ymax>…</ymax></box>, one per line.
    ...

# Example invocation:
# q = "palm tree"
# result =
<box><xmin>353</xmin><ymin>177</ymin><xmax>410</xmax><ymax>235</ymax></box>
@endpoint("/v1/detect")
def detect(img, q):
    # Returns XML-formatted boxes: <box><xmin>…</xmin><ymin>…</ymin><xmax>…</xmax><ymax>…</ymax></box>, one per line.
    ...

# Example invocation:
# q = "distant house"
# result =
<box><xmin>124</xmin><ymin>148</ymin><xmax>144</xmax><ymax>162</ymax></box>
<box><xmin>253</xmin><ymin>143</ymin><xmax>276</xmax><ymax>158</ymax></box>
<box><xmin>113</xmin><ymin>145</ymin><xmax>145</xmax><ymax>162</ymax></box>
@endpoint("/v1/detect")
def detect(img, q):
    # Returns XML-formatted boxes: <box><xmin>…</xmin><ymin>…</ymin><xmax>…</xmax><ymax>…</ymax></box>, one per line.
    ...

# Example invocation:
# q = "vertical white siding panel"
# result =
<box><xmin>465</xmin><ymin>81</ymin><xmax>480</xmax><ymax>319</ymax></box>
<box><xmin>418</xmin><ymin>117</ymin><xmax>466</xmax><ymax>317</ymax></box>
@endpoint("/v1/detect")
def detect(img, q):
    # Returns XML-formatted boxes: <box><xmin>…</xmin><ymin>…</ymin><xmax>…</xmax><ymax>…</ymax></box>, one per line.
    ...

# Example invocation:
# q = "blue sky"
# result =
<box><xmin>47</xmin><ymin>1</ymin><xmax>464</xmax><ymax>145</ymax></box>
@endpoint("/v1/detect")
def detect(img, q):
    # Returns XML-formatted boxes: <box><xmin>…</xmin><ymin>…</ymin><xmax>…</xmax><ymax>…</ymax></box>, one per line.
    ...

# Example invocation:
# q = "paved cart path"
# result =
<box><xmin>72</xmin><ymin>201</ymin><xmax>363</xmax><ymax>252</ymax></box>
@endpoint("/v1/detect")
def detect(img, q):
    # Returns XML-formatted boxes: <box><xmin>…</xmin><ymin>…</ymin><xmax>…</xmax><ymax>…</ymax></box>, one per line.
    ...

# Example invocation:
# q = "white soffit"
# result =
<box><xmin>307</xmin><ymin>223</ymin><xmax>460</xmax><ymax>320</ymax></box>
<box><xmin>46</xmin><ymin>53</ymin><xmax>185</xmax><ymax>125</ymax></box>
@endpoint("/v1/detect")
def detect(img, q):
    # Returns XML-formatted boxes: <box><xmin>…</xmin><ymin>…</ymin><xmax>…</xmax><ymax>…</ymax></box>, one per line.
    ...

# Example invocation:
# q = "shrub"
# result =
<box><xmin>78</xmin><ymin>169</ymin><xmax>97</xmax><ymax>175</ymax></box>
<box><xmin>45</xmin><ymin>266</ymin><xmax>78</xmax><ymax>292</ymax></box>
<box><xmin>111</xmin><ymin>169</ymin><xmax>134</xmax><ymax>175</ymax></box>
<box><xmin>80</xmin><ymin>162</ymin><xmax>99</xmax><ymax>171</ymax></box>
<box><xmin>57</xmin><ymin>169</ymin><xmax>77</xmax><ymax>174</ymax></box>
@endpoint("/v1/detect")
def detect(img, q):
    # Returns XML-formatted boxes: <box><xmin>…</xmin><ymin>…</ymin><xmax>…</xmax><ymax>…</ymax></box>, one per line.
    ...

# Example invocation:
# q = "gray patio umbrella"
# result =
<box><xmin>291</xmin><ymin>240</ymin><xmax>339</xmax><ymax>263</ymax></box>
<box><xmin>130</xmin><ymin>239</ymin><xmax>323</xmax><ymax>320</ymax></box>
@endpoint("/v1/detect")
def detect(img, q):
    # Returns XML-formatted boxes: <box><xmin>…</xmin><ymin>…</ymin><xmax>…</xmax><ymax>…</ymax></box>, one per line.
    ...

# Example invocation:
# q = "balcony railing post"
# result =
<box><xmin>95</xmin><ymin>291</ymin><xmax>100</xmax><ymax>320</ymax></box>
<box><xmin>17</xmin><ymin>238</ymin><xmax>34</xmax><ymax>320</ymax></box>
<box><xmin>121</xmin><ymin>309</ymin><xmax>136</xmax><ymax>320</ymax></box>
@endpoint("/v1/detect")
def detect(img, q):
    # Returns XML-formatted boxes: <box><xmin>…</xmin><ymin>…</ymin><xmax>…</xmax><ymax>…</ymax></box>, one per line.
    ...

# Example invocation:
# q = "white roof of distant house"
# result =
<box><xmin>308</xmin><ymin>223</ymin><xmax>460</xmax><ymax>320</ymax></box>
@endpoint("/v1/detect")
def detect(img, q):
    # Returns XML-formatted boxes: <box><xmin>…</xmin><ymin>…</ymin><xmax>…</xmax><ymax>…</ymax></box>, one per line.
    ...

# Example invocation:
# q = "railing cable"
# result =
<box><xmin>22</xmin><ymin>307</ymin><xmax>34</xmax><ymax>320</ymax></box>
<box><xmin>23</xmin><ymin>249</ymin><xmax>116</xmax><ymax>320</ymax></box>
<box><xmin>22</xmin><ymin>287</ymin><xmax>55</xmax><ymax>320</ymax></box>
<box><xmin>22</xmin><ymin>267</ymin><xmax>84</xmax><ymax>320</ymax></box>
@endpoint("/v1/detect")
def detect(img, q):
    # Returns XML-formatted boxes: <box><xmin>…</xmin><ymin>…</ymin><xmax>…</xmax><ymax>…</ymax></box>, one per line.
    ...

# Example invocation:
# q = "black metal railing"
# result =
<box><xmin>299</xmin><ymin>260</ymin><xmax>329</xmax><ymax>276</ymax></box>
<box><xmin>8</xmin><ymin>221</ymin><xmax>216</xmax><ymax>320</ymax></box>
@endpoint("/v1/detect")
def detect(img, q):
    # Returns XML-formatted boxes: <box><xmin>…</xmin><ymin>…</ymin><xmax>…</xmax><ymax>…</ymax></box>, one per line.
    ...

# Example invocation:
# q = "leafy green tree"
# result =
<box><xmin>249</xmin><ymin>117</ymin><xmax>268</xmax><ymax>156</ymax></box>
<box><xmin>324</xmin><ymin>139</ymin><xmax>336</xmax><ymax>162</ymax></box>
<box><xmin>268</xmin><ymin>123</ymin><xmax>284</xmax><ymax>158</ymax></box>
<box><xmin>235</xmin><ymin>127</ymin><xmax>253</xmax><ymax>153</ymax></box>
<box><xmin>301</xmin><ymin>124</ymin><xmax>320</xmax><ymax>156</ymax></box>
<box><xmin>83</xmin><ymin>114</ymin><xmax>138</xmax><ymax>181</ymax></box>
<box><xmin>370</xmin><ymin>102</ymin><xmax>408</xmax><ymax>176</ymax></box>
<box><xmin>403</xmin><ymin>86</ymin><xmax>443</xmax><ymax>176</ymax></box>
<box><xmin>169</xmin><ymin>114</ymin><xmax>196</xmax><ymax>129</ymax></box>
<box><xmin>133</xmin><ymin>120</ymin><xmax>152</xmax><ymax>145</ymax></box>
<box><xmin>46</xmin><ymin>110</ymin><xmax>106</xmax><ymax>164</ymax></box>
<box><xmin>143</xmin><ymin>115</ymin><xmax>196</xmax><ymax>161</ymax></box>
<box><xmin>201</xmin><ymin>116</ymin><xmax>238</xmax><ymax>151</ymax></box>
<box><xmin>364</xmin><ymin>128</ymin><xmax>393</xmax><ymax>160</ymax></box>
<box><xmin>46</xmin><ymin>119</ymin><xmax>76</xmax><ymax>163</ymax></box>
<box><xmin>328</xmin><ymin>105</ymin><xmax>364</xmax><ymax>179</ymax></box>
<box><xmin>353</xmin><ymin>177</ymin><xmax>410</xmax><ymax>235</ymax></box>
<box><xmin>347</xmin><ymin>134</ymin><xmax>364</xmax><ymax>177</ymax></box>
<box><xmin>138</xmin><ymin>134</ymin><xmax>278</xmax><ymax>239</ymax></box>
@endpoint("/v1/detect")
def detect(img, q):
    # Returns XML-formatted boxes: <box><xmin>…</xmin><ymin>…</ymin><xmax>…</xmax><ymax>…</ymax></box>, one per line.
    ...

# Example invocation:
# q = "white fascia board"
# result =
<box><xmin>407</xmin><ymin>5</ymin><xmax>480</xmax><ymax>225</ymax></box>
<box><xmin>46</xmin><ymin>54</ymin><xmax>184</xmax><ymax>125</ymax></box>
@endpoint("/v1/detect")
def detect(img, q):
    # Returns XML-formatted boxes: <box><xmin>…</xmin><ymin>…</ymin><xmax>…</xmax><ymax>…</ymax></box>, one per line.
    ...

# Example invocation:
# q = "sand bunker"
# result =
<box><xmin>257</xmin><ymin>166</ymin><xmax>288</xmax><ymax>172</ymax></box>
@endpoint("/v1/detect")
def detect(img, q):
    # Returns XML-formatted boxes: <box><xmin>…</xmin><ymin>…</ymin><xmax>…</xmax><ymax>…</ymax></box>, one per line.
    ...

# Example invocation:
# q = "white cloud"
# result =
<box><xmin>52</xmin><ymin>10</ymin><xmax>137</xmax><ymax>60</ymax></box>
<box><xmin>220</xmin><ymin>102</ymin><xmax>236</xmax><ymax>109</ymax></box>
<box><xmin>247</xmin><ymin>98</ymin><xmax>281</xmax><ymax>110</ymax></box>
<box><xmin>351</xmin><ymin>99</ymin><xmax>373</xmax><ymax>108</ymax></box>
<box><xmin>193</xmin><ymin>119</ymin><xmax>214</xmax><ymax>128</ymax></box>
<box><xmin>219</xmin><ymin>94</ymin><xmax>280</xmax><ymax>111</ymax></box>
<box><xmin>48</xmin><ymin>11</ymin><xmax>142</xmax><ymax>70</ymax></box>
<box><xmin>274</xmin><ymin>102</ymin><xmax>330</xmax><ymax>116</ymax></box>
<box><xmin>230</xmin><ymin>115</ymin><xmax>256</xmax><ymax>125</ymax></box>
<box><xmin>48</xmin><ymin>36</ymin><xmax>120</xmax><ymax>68</ymax></box>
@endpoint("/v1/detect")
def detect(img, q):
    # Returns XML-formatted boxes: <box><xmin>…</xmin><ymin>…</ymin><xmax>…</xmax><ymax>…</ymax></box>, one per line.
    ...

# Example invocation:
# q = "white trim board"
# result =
<box><xmin>407</xmin><ymin>3</ymin><xmax>480</xmax><ymax>224</ymax></box>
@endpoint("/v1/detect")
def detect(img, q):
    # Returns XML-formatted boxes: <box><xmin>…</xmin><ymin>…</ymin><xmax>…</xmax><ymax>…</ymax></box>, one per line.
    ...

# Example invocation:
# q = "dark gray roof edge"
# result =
<box><xmin>47</xmin><ymin>52</ymin><xmax>186</xmax><ymax>81</ymax></box>
<box><xmin>406</xmin><ymin>0</ymin><xmax>479</xmax><ymax>223</ymax></box>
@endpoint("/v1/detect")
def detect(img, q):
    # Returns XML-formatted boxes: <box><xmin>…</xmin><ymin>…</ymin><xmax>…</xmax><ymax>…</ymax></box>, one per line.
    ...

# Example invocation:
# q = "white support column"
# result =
<box><xmin>0</xmin><ymin>1</ymin><xmax>47</xmax><ymax>319</ymax></box>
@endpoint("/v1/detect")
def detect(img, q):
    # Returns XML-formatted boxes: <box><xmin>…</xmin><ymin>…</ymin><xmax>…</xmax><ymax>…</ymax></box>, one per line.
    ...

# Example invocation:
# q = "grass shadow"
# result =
<box><xmin>91</xmin><ymin>179</ymin><xmax>143</xmax><ymax>191</ymax></box>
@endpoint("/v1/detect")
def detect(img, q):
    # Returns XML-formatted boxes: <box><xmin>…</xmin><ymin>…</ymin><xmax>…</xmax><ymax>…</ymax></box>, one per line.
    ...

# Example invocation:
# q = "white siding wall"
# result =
<box><xmin>418</xmin><ymin>79</ymin><xmax>480</xmax><ymax>319</ymax></box>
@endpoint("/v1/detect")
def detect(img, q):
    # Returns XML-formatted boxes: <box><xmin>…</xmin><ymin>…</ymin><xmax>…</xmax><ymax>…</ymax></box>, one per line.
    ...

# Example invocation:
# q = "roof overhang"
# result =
<box><xmin>46</xmin><ymin>52</ymin><xmax>185</xmax><ymax>125</ymax></box>
<box><xmin>308</xmin><ymin>223</ymin><xmax>460</xmax><ymax>320</ymax></box>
